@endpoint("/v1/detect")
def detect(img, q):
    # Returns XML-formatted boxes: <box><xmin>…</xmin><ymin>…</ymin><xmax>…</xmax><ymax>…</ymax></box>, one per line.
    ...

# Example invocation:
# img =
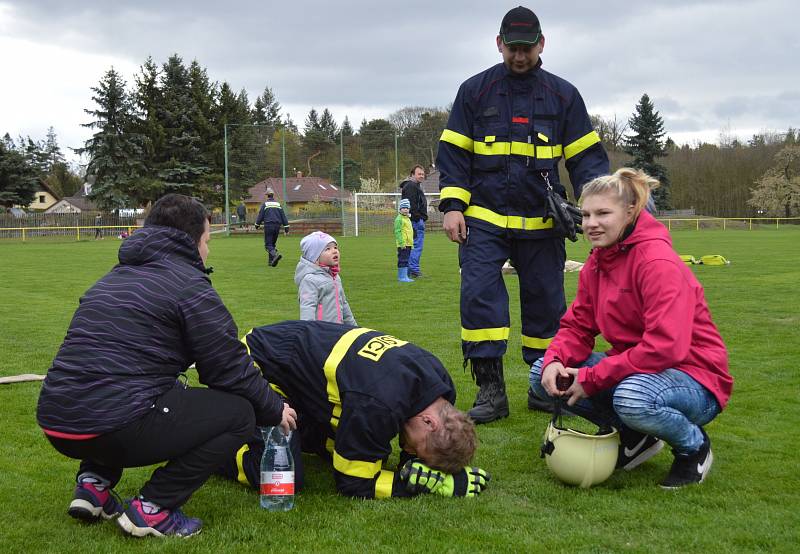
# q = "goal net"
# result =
<box><xmin>350</xmin><ymin>192</ymin><xmax>441</xmax><ymax>236</ymax></box>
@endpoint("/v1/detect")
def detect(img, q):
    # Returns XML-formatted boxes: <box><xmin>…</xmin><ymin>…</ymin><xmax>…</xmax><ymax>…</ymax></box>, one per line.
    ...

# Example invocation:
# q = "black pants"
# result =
<box><xmin>262</xmin><ymin>224</ymin><xmax>281</xmax><ymax>262</ymax></box>
<box><xmin>46</xmin><ymin>384</ymin><xmax>256</xmax><ymax>509</ymax></box>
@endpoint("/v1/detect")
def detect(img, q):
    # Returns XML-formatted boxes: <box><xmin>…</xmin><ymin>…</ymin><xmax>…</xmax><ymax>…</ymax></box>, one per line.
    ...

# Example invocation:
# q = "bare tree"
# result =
<box><xmin>747</xmin><ymin>145</ymin><xmax>800</xmax><ymax>217</ymax></box>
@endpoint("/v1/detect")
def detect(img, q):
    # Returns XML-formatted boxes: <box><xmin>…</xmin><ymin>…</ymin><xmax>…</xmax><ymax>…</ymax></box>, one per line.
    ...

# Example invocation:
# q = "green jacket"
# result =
<box><xmin>394</xmin><ymin>213</ymin><xmax>413</xmax><ymax>247</ymax></box>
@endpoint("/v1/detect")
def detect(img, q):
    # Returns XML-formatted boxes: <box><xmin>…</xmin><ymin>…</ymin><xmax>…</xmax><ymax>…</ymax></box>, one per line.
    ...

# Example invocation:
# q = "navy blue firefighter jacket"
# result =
<box><xmin>437</xmin><ymin>60</ymin><xmax>609</xmax><ymax>239</ymax></box>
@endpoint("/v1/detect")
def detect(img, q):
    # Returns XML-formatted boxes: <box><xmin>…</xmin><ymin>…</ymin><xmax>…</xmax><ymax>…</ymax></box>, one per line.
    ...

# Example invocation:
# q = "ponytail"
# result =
<box><xmin>581</xmin><ymin>167</ymin><xmax>659</xmax><ymax>217</ymax></box>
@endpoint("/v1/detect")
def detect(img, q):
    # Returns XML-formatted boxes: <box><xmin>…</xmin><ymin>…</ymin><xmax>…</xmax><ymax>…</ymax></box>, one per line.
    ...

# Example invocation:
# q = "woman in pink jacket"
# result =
<box><xmin>529</xmin><ymin>168</ymin><xmax>732</xmax><ymax>489</ymax></box>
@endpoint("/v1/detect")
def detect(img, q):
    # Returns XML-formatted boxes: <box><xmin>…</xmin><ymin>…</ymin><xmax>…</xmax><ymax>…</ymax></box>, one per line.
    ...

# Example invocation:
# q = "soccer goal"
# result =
<box><xmin>352</xmin><ymin>192</ymin><xmax>441</xmax><ymax>236</ymax></box>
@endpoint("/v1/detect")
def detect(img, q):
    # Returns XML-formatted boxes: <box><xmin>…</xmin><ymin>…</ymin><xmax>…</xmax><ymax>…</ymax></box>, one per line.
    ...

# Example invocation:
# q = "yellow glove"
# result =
<box><xmin>399</xmin><ymin>459</ymin><xmax>490</xmax><ymax>497</ymax></box>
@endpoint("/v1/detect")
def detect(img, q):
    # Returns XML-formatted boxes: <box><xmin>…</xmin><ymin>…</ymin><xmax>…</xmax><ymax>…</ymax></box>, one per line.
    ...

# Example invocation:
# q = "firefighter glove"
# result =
<box><xmin>400</xmin><ymin>459</ymin><xmax>490</xmax><ymax>497</ymax></box>
<box><xmin>544</xmin><ymin>190</ymin><xmax>583</xmax><ymax>242</ymax></box>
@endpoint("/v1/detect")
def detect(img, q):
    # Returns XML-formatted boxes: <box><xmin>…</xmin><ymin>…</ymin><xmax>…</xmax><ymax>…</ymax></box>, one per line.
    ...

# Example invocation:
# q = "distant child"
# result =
<box><xmin>295</xmin><ymin>231</ymin><xmax>357</xmax><ymax>325</ymax></box>
<box><xmin>395</xmin><ymin>199</ymin><xmax>414</xmax><ymax>282</ymax></box>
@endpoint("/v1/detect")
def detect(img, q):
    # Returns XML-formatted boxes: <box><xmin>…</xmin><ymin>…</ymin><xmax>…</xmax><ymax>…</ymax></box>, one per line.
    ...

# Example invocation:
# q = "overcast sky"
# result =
<box><xmin>1</xmin><ymin>0</ymin><xmax>797</xmax><ymax>163</ymax></box>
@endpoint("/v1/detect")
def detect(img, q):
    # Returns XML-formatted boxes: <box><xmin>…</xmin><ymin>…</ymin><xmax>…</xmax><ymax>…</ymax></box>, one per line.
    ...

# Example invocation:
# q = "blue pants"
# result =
<box><xmin>459</xmin><ymin>225</ymin><xmax>566</xmax><ymax>365</ymax></box>
<box><xmin>529</xmin><ymin>353</ymin><xmax>721</xmax><ymax>454</ymax></box>
<box><xmin>408</xmin><ymin>220</ymin><xmax>425</xmax><ymax>273</ymax></box>
<box><xmin>397</xmin><ymin>246</ymin><xmax>411</xmax><ymax>268</ymax></box>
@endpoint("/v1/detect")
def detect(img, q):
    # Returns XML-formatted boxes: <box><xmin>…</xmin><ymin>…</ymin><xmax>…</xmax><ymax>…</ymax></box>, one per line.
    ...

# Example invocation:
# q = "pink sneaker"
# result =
<box><xmin>117</xmin><ymin>497</ymin><xmax>202</xmax><ymax>538</ymax></box>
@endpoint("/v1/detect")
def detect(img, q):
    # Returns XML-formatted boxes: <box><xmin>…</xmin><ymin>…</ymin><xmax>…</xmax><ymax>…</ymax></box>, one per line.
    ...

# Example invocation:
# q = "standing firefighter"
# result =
<box><xmin>437</xmin><ymin>6</ymin><xmax>609</xmax><ymax>423</ymax></box>
<box><xmin>218</xmin><ymin>320</ymin><xmax>490</xmax><ymax>499</ymax></box>
<box><xmin>255</xmin><ymin>188</ymin><xmax>289</xmax><ymax>267</ymax></box>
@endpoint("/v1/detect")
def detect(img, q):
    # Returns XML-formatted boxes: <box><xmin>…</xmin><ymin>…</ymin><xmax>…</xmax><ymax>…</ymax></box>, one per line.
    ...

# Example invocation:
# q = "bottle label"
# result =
<box><xmin>260</xmin><ymin>471</ymin><xmax>295</xmax><ymax>495</ymax></box>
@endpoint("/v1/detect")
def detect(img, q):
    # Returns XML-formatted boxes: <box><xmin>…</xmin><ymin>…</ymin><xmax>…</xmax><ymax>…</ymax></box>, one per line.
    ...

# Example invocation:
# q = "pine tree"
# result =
<box><xmin>74</xmin><ymin>67</ymin><xmax>145</xmax><ymax>210</ymax></box>
<box><xmin>0</xmin><ymin>140</ymin><xmax>39</xmax><ymax>208</ymax></box>
<box><xmin>43</xmin><ymin>127</ymin><xmax>65</xmax><ymax>171</ymax></box>
<box><xmin>132</xmin><ymin>56</ymin><xmax>165</xmax><ymax>190</ymax></box>
<box><xmin>341</xmin><ymin>116</ymin><xmax>354</xmax><ymax>137</ymax></box>
<box><xmin>252</xmin><ymin>86</ymin><xmax>281</xmax><ymax>128</ymax></box>
<box><xmin>624</xmin><ymin>93</ymin><xmax>671</xmax><ymax>209</ymax></box>
<box><xmin>158</xmin><ymin>54</ymin><xmax>209</xmax><ymax>196</ymax></box>
<box><xmin>319</xmin><ymin>108</ymin><xmax>339</xmax><ymax>143</ymax></box>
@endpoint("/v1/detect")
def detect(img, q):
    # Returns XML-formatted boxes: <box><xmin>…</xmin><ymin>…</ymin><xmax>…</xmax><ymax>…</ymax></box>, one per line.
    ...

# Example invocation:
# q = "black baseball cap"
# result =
<box><xmin>500</xmin><ymin>6</ymin><xmax>541</xmax><ymax>45</ymax></box>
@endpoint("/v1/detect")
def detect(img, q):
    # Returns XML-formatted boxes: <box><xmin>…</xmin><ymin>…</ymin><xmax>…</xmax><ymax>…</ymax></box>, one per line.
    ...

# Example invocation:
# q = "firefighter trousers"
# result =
<box><xmin>459</xmin><ymin>225</ymin><xmax>566</xmax><ymax>366</ymax></box>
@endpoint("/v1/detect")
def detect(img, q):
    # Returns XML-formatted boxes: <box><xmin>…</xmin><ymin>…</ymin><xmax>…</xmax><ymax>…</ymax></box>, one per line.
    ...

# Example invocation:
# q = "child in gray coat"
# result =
<box><xmin>294</xmin><ymin>231</ymin><xmax>357</xmax><ymax>325</ymax></box>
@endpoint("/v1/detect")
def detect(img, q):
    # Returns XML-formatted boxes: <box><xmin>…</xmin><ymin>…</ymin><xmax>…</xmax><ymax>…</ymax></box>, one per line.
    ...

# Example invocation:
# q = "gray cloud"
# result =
<box><xmin>1</xmin><ymin>0</ymin><xmax>797</xmax><ymax>152</ymax></box>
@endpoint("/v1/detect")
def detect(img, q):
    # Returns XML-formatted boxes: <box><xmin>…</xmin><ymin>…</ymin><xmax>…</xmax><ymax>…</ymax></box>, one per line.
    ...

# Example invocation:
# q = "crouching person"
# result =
<box><xmin>529</xmin><ymin>168</ymin><xmax>732</xmax><ymax>488</ymax></box>
<box><xmin>36</xmin><ymin>194</ymin><xmax>296</xmax><ymax>538</ymax></box>
<box><xmin>218</xmin><ymin>320</ymin><xmax>490</xmax><ymax>499</ymax></box>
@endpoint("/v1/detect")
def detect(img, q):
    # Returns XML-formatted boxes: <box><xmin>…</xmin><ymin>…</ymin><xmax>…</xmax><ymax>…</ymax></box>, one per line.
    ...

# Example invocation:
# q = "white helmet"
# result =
<box><xmin>541</xmin><ymin>420</ymin><xmax>620</xmax><ymax>488</ymax></box>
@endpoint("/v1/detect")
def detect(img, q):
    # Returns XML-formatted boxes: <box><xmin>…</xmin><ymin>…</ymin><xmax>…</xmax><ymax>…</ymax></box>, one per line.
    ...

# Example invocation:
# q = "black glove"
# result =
<box><xmin>544</xmin><ymin>189</ymin><xmax>583</xmax><ymax>242</ymax></box>
<box><xmin>255</xmin><ymin>224</ymin><xmax>262</xmax><ymax>230</ymax></box>
<box><xmin>284</xmin><ymin>228</ymin><xmax>289</xmax><ymax>235</ymax></box>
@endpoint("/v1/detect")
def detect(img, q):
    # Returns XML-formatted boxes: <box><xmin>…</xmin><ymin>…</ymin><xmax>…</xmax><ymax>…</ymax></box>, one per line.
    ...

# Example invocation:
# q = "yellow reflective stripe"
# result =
<box><xmin>462</xmin><ymin>327</ymin><xmax>510</xmax><ymax>342</ymax></box>
<box><xmin>510</xmin><ymin>142</ymin><xmax>535</xmax><ymax>157</ymax></box>
<box><xmin>333</xmin><ymin>450</ymin><xmax>382</xmax><ymax>479</ymax></box>
<box><xmin>375</xmin><ymin>470</ymin><xmax>394</xmax><ymax>499</ymax></box>
<box><xmin>484</xmin><ymin>135</ymin><xmax>496</xmax><ymax>143</ymax></box>
<box><xmin>473</xmin><ymin>140</ymin><xmax>562</xmax><ymax>159</ymax></box>
<box><xmin>522</xmin><ymin>335</ymin><xmax>554</xmax><ymax>349</ymax></box>
<box><xmin>235</xmin><ymin>444</ymin><xmax>251</xmax><ymax>486</ymax></box>
<box><xmin>464</xmin><ymin>205</ymin><xmax>554</xmax><ymax>230</ymax></box>
<box><xmin>474</xmin><ymin>141</ymin><xmax>510</xmax><ymax>155</ymax></box>
<box><xmin>440</xmin><ymin>186</ymin><xmax>471</xmax><ymax>205</ymax></box>
<box><xmin>325</xmin><ymin>438</ymin><xmax>335</xmax><ymax>454</ymax></box>
<box><xmin>323</xmin><ymin>327</ymin><xmax>373</xmax><ymax>432</ymax></box>
<box><xmin>240</xmin><ymin>330</ymin><xmax>253</xmax><ymax>354</ymax></box>
<box><xmin>440</xmin><ymin>129</ymin><xmax>474</xmax><ymax>152</ymax></box>
<box><xmin>564</xmin><ymin>130</ymin><xmax>600</xmax><ymax>160</ymax></box>
<box><xmin>537</xmin><ymin>132</ymin><xmax>549</xmax><ymax>143</ymax></box>
<box><xmin>268</xmin><ymin>382</ymin><xmax>287</xmax><ymax>398</ymax></box>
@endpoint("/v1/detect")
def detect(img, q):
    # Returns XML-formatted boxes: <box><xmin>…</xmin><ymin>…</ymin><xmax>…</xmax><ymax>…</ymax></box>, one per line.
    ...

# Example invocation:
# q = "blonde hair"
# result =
<box><xmin>581</xmin><ymin>167</ymin><xmax>660</xmax><ymax>218</ymax></box>
<box><xmin>424</xmin><ymin>403</ymin><xmax>477</xmax><ymax>474</ymax></box>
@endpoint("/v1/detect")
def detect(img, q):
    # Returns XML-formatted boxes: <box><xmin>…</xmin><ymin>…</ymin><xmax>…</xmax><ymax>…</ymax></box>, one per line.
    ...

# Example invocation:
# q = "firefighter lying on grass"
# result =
<box><xmin>217</xmin><ymin>320</ymin><xmax>490</xmax><ymax>498</ymax></box>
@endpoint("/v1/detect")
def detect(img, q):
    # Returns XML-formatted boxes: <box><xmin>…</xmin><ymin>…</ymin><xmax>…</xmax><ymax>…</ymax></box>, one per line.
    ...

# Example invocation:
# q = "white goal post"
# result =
<box><xmin>353</xmin><ymin>192</ymin><xmax>441</xmax><ymax>236</ymax></box>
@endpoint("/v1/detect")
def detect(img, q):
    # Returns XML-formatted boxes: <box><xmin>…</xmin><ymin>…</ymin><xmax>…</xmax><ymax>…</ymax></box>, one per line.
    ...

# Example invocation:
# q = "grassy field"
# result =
<box><xmin>1</xmin><ymin>228</ymin><xmax>798</xmax><ymax>553</ymax></box>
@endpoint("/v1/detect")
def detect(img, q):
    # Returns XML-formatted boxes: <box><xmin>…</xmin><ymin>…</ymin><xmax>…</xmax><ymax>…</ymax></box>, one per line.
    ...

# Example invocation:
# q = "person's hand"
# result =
<box><xmin>443</xmin><ymin>211</ymin><xmax>467</xmax><ymax>243</ymax></box>
<box><xmin>255</xmin><ymin>224</ymin><xmax>261</xmax><ymax>230</ymax></box>
<box><xmin>284</xmin><ymin>228</ymin><xmax>289</xmax><ymax>235</ymax></box>
<box><xmin>563</xmin><ymin>368</ymin><xmax>587</xmax><ymax>406</ymax></box>
<box><xmin>399</xmin><ymin>459</ymin><xmax>490</xmax><ymax>497</ymax></box>
<box><xmin>279</xmin><ymin>402</ymin><xmax>297</xmax><ymax>435</ymax></box>
<box><xmin>541</xmin><ymin>361</ymin><xmax>567</xmax><ymax>397</ymax></box>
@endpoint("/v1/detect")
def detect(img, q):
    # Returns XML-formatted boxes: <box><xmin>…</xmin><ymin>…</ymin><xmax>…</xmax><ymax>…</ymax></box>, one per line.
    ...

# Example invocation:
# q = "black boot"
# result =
<box><xmin>467</xmin><ymin>358</ymin><xmax>509</xmax><ymax>424</ymax></box>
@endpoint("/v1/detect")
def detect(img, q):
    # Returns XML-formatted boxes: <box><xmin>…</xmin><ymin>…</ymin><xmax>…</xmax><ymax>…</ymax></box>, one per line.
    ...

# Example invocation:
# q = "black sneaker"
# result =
<box><xmin>617</xmin><ymin>430</ymin><xmax>664</xmax><ymax>470</ymax></box>
<box><xmin>269</xmin><ymin>254</ymin><xmax>282</xmax><ymax>267</ymax></box>
<box><xmin>660</xmin><ymin>429</ymin><xmax>713</xmax><ymax>489</ymax></box>
<box><xmin>408</xmin><ymin>271</ymin><xmax>421</xmax><ymax>278</ymax></box>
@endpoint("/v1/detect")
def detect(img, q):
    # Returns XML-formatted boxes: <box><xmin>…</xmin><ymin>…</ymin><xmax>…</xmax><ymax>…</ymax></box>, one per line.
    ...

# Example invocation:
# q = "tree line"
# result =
<box><xmin>2</xmin><ymin>53</ymin><xmax>798</xmax><ymax>217</ymax></box>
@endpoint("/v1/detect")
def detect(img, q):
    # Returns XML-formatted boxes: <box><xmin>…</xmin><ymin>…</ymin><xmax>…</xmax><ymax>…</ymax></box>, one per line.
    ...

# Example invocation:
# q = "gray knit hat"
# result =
<box><xmin>300</xmin><ymin>231</ymin><xmax>337</xmax><ymax>262</ymax></box>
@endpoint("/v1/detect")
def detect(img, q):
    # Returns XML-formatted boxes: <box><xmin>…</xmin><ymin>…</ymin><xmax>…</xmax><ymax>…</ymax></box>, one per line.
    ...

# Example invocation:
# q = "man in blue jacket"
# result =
<box><xmin>37</xmin><ymin>194</ymin><xmax>296</xmax><ymax>538</ymax></box>
<box><xmin>255</xmin><ymin>188</ymin><xmax>289</xmax><ymax>267</ymax></box>
<box><xmin>437</xmin><ymin>6</ymin><xmax>609</xmax><ymax>423</ymax></box>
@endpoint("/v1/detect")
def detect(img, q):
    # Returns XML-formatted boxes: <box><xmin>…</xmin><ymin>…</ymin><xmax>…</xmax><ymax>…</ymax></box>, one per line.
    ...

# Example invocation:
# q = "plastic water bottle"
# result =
<box><xmin>260</xmin><ymin>426</ymin><xmax>295</xmax><ymax>511</ymax></box>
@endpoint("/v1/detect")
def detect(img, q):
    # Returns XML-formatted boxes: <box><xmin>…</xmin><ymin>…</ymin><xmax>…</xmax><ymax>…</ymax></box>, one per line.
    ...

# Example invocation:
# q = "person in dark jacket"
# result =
<box><xmin>400</xmin><ymin>165</ymin><xmax>428</xmax><ymax>278</ymax></box>
<box><xmin>437</xmin><ymin>6</ymin><xmax>609</xmax><ymax>423</ymax></box>
<box><xmin>255</xmin><ymin>188</ymin><xmax>289</xmax><ymax>267</ymax></box>
<box><xmin>218</xmin><ymin>321</ymin><xmax>490</xmax><ymax>499</ymax></box>
<box><xmin>36</xmin><ymin>193</ymin><xmax>297</xmax><ymax>538</ymax></box>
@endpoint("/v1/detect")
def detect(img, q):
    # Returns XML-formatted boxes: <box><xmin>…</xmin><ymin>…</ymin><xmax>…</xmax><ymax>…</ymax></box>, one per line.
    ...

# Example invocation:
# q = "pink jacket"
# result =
<box><xmin>542</xmin><ymin>211</ymin><xmax>732</xmax><ymax>408</ymax></box>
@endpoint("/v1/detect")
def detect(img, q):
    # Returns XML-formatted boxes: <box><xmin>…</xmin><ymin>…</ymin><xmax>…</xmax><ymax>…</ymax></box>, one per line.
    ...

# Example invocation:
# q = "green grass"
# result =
<box><xmin>1</xmin><ymin>229</ymin><xmax>799</xmax><ymax>553</ymax></box>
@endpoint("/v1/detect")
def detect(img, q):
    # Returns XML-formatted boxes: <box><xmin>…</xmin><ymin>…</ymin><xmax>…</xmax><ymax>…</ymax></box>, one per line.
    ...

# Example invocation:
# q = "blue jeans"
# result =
<box><xmin>409</xmin><ymin>220</ymin><xmax>425</xmax><ymax>273</ymax></box>
<box><xmin>529</xmin><ymin>353</ymin><xmax>720</xmax><ymax>454</ymax></box>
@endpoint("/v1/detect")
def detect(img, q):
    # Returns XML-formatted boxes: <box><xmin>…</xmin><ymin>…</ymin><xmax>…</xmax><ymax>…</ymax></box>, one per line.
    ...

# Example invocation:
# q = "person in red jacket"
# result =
<box><xmin>529</xmin><ymin>167</ymin><xmax>732</xmax><ymax>488</ymax></box>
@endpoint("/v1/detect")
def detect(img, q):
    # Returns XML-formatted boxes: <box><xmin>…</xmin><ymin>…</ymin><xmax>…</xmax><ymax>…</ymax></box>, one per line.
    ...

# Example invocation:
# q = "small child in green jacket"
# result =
<box><xmin>394</xmin><ymin>199</ymin><xmax>414</xmax><ymax>282</ymax></box>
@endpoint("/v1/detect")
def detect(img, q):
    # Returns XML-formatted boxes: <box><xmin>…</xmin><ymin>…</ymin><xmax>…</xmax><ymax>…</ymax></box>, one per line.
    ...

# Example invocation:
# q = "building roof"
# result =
<box><xmin>245</xmin><ymin>177</ymin><xmax>353</xmax><ymax>204</ymax></box>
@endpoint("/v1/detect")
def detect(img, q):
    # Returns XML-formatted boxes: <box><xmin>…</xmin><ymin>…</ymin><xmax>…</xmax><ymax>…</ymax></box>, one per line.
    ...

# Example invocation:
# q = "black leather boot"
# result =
<box><xmin>467</xmin><ymin>358</ymin><xmax>509</xmax><ymax>424</ymax></box>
